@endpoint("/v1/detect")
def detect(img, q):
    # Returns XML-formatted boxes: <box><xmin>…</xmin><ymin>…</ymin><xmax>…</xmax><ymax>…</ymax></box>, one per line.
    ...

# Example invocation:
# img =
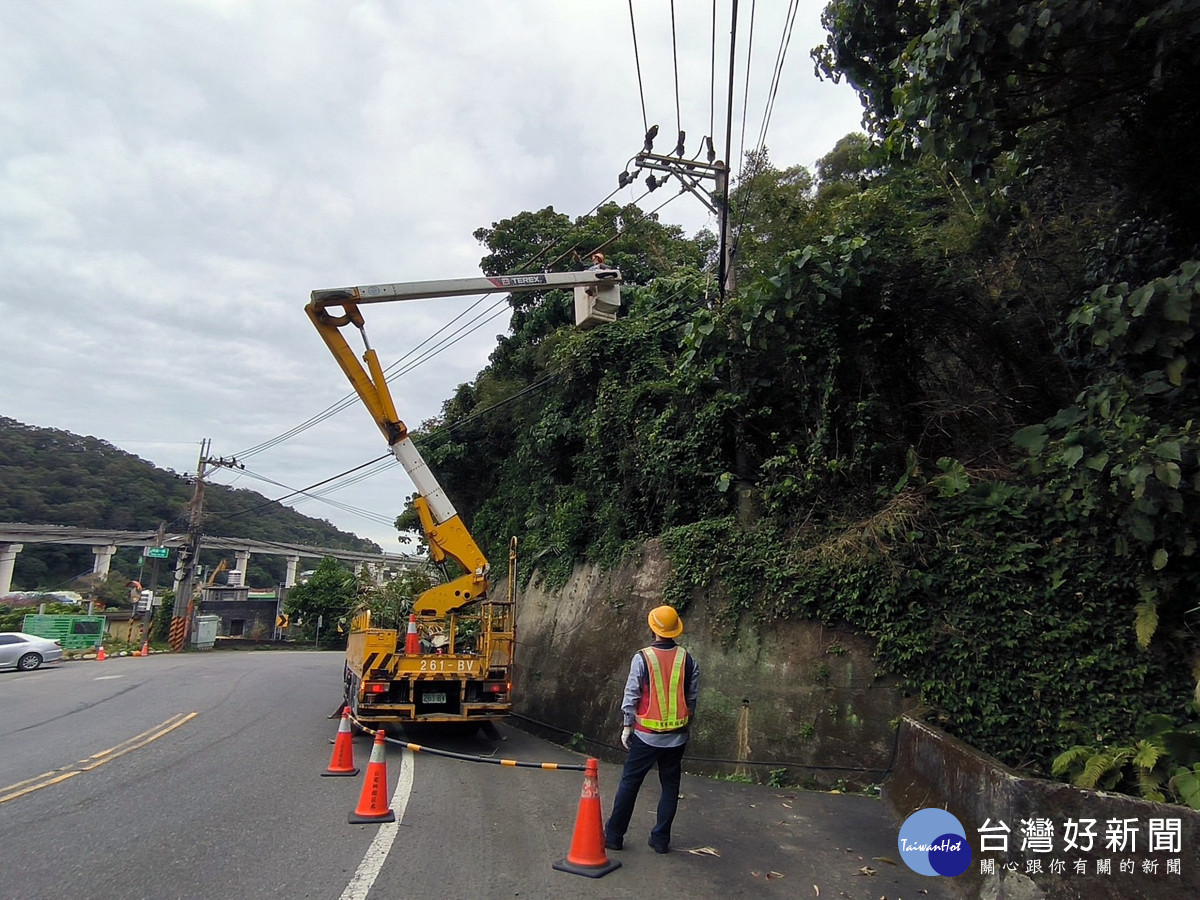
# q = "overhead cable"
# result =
<box><xmin>737</xmin><ymin>0</ymin><xmax>758</xmax><ymax>183</ymax></box>
<box><xmin>206</xmin><ymin>454</ymin><xmax>392</xmax><ymax>524</ymax></box>
<box><xmin>627</xmin><ymin>0</ymin><xmax>649</xmax><ymax>135</ymax></box>
<box><xmin>754</xmin><ymin>0</ymin><xmax>799</xmax><ymax>158</ymax></box>
<box><xmin>670</xmin><ymin>0</ymin><xmax>683</xmax><ymax>148</ymax></box>
<box><xmin>718</xmin><ymin>0</ymin><xmax>739</xmax><ymax>302</ymax></box>
<box><xmin>709</xmin><ymin>0</ymin><xmax>717</xmax><ymax>143</ymax></box>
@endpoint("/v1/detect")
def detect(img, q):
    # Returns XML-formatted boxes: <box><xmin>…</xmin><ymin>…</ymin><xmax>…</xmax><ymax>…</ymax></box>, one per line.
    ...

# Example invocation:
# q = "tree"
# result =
<box><xmin>813</xmin><ymin>1</ymin><xmax>1200</xmax><ymax>182</ymax></box>
<box><xmin>727</xmin><ymin>149</ymin><xmax>816</xmax><ymax>281</ymax></box>
<box><xmin>473</xmin><ymin>202</ymin><xmax>708</xmax><ymax>377</ymax></box>
<box><xmin>284</xmin><ymin>557</ymin><xmax>356</xmax><ymax>637</ymax></box>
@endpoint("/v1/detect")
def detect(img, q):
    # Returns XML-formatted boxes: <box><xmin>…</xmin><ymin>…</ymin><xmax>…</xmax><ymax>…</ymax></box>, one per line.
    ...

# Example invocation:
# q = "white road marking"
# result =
<box><xmin>94</xmin><ymin>675</ymin><xmax>124</xmax><ymax>680</ymax></box>
<box><xmin>339</xmin><ymin>747</ymin><xmax>414</xmax><ymax>900</ymax></box>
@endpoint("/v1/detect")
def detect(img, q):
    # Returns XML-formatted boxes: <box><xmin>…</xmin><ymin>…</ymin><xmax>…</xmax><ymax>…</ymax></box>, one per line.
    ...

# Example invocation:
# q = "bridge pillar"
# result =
<box><xmin>234</xmin><ymin>550</ymin><xmax>250</xmax><ymax>582</ymax></box>
<box><xmin>0</xmin><ymin>543</ymin><xmax>24</xmax><ymax>594</ymax></box>
<box><xmin>173</xmin><ymin>556</ymin><xmax>188</xmax><ymax>597</ymax></box>
<box><xmin>285</xmin><ymin>556</ymin><xmax>299</xmax><ymax>588</ymax></box>
<box><xmin>92</xmin><ymin>545</ymin><xmax>118</xmax><ymax>578</ymax></box>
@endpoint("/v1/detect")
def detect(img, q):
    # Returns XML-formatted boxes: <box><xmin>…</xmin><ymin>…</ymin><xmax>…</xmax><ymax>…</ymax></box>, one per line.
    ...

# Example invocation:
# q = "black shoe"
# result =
<box><xmin>648</xmin><ymin>841</ymin><xmax>669</xmax><ymax>854</ymax></box>
<box><xmin>605</xmin><ymin>837</ymin><xmax>623</xmax><ymax>851</ymax></box>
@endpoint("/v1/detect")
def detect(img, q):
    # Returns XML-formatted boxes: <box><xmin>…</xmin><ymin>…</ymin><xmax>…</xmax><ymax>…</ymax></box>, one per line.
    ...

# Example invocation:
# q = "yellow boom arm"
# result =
<box><xmin>305</xmin><ymin>270</ymin><xmax>621</xmax><ymax>616</ymax></box>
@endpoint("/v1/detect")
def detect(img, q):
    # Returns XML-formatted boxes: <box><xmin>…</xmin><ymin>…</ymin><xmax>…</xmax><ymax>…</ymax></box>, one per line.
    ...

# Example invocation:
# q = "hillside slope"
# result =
<box><xmin>0</xmin><ymin>416</ymin><xmax>379</xmax><ymax>589</ymax></box>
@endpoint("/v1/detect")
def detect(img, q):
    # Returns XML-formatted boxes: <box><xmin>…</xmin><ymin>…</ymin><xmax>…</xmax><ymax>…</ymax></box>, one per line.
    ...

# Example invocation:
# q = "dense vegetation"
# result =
<box><xmin>0</xmin><ymin>417</ymin><xmax>377</xmax><ymax>592</ymax></box>
<box><xmin>400</xmin><ymin>2</ymin><xmax>1200</xmax><ymax>803</ymax></box>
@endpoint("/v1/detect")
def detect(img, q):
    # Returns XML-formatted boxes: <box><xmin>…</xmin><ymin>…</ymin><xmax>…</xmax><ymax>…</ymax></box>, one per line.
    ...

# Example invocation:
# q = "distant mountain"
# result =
<box><xmin>0</xmin><ymin>417</ymin><xmax>382</xmax><ymax>590</ymax></box>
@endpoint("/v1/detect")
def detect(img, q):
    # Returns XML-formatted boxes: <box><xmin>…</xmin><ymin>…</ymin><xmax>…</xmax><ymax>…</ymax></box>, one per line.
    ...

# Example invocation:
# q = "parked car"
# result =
<box><xmin>0</xmin><ymin>632</ymin><xmax>64</xmax><ymax>671</ymax></box>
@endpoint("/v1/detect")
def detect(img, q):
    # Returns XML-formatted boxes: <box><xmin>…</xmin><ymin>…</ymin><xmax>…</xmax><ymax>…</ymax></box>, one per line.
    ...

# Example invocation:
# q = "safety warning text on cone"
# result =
<box><xmin>552</xmin><ymin>758</ymin><xmax>621</xmax><ymax>878</ymax></box>
<box><xmin>323</xmin><ymin>708</ymin><xmax>360</xmax><ymax>777</ymax></box>
<box><xmin>349</xmin><ymin>729</ymin><xmax>395</xmax><ymax>824</ymax></box>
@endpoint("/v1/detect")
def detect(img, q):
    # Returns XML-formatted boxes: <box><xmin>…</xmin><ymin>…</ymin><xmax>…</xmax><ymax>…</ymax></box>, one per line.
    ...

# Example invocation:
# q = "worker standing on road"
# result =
<box><xmin>604</xmin><ymin>604</ymin><xmax>700</xmax><ymax>855</ymax></box>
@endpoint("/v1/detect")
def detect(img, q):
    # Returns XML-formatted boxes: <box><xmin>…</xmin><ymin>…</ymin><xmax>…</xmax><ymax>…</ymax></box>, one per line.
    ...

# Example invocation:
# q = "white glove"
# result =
<box><xmin>621</xmin><ymin>726</ymin><xmax>634</xmax><ymax>749</ymax></box>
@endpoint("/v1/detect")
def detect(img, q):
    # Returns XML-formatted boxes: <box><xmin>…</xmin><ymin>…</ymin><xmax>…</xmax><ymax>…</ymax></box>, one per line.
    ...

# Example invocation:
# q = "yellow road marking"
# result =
<box><xmin>0</xmin><ymin>713</ymin><xmax>198</xmax><ymax>804</ymax></box>
<box><xmin>0</xmin><ymin>772</ymin><xmax>80</xmax><ymax>803</ymax></box>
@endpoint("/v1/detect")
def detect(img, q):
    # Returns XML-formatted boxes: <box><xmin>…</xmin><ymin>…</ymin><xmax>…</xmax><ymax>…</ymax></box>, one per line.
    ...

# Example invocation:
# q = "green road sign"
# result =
<box><xmin>145</xmin><ymin>547</ymin><xmax>170</xmax><ymax>559</ymax></box>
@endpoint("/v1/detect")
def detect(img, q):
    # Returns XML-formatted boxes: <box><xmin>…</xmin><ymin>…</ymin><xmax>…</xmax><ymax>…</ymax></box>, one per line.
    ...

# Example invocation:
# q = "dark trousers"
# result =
<box><xmin>604</xmin><ymin>734</ymin><xmax>687</xmax><ymax>849</ymax></box>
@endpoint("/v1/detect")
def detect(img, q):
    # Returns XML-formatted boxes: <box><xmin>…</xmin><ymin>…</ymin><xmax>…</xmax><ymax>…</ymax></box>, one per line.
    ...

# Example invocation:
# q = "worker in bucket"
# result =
<box><xmin>604</xmin><ymin>604</ymin><xmax>700</xmax><ymax>854</ymax></box>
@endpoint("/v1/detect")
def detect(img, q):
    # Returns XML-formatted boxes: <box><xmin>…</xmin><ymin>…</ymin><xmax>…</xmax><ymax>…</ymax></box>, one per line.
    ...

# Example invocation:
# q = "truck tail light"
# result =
<box><xmin>366</xmin><ymin>682</ymin><xmax>388</xmax><ymax>694</ymax></box>
<box><xmin>484</xmin><ymin>682</ymin><xmax>508</xmax><ymax>695</ymax></box>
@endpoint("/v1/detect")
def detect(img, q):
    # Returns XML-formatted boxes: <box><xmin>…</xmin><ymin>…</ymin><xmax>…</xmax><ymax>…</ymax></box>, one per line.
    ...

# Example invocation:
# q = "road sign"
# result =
<box><xmin>145</xmin><ymin>547</ymin><xmax>170</xmax><ymax>559</ymax></box>
<box><xmin>277</xmin><ymin>613</ymin><xmax>289</xmax><ymax>628</ymax></box>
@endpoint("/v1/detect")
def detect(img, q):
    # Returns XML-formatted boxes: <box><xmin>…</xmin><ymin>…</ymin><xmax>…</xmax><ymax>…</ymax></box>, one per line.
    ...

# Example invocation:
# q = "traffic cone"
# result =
<box><xmin>96</xmin><ymin>645</ymin><xmax>107</xmax><ymax>661</ymax></box>
<box><xmin>323</xmin><ymin>709</ymin><xmax>360</xmax><ymax>777</ymax></box>
<box><xmin>404</xmin><ymin>614</ymin><xmax>419</xmax><ymax>655</ymax></box>
<box><xmin>552</xmin><ymin>758</ymin><xmax>621</xmax><ymax>878</ymax></box>
<box><xmin>348</xmin><ymin>729</ymin><xmax>395</xmax><ymax>823</ymax></box>
<box><xmin>140</xmin><ymin>641</ymin><xmax>150</xmax><ymax>657</ymax></box>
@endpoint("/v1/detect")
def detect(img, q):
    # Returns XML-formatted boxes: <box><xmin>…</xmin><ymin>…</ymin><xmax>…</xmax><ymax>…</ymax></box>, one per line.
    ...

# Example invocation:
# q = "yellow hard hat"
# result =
<box><xmin>648</xmin><ymin>605</ymin><xmax>683</xmax><ymax>639</ymax></box>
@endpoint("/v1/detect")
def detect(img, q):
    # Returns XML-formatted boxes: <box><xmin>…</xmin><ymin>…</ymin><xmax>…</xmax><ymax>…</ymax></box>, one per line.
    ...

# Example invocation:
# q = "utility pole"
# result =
<box><xmin>167</xmin><ymin>439</ymin><xmax>244</xmax><ymax>652</ymax></box>
<box><xmin>626</xmin><ymin>148</ymin><xmax>735</xmax><ymax>298</ymax></box>
<box><xmin>620</xmin><ymin>1</ymin><xmax>757</xmax><ymax>520</ymax></box>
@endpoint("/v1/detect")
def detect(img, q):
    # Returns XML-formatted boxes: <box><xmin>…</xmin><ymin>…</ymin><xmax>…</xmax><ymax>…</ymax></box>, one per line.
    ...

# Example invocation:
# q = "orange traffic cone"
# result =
<box><xmin>348</xmin><ymin>729</ymin><xmax>395</xmax><ymax>823</ymax></box>
<box><xmin>404</xmin><ymin>615</ymin><xmax>419</xmax><ymax>655</ymax></box>
<box><xmin>96</xmin><ymin>645</ymin><xmax>107</xmax><ymax>661</ymax></box>
<box><xmin>139</xmin><ymin>642</ymin><xmax>149</xmax><ymax>657</ymax></box>
<box><xmin>323</xmin><ymin>709</ymin><xmax>360</xmax><ymax>777</ymax></box>
<box><xmin>552</xmin><ymin>758</ymin><xmax>621</xmax><ymax>878</ymax></box>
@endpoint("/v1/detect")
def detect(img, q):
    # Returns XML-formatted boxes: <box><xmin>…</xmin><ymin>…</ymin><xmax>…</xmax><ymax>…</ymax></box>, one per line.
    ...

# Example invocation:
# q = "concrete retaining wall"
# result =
<box><xmin>513</xmin><ymin>539</ymin><xmax>912</xmax><ymax>784</ymax></box>
<box><xmin>883</xmin><ymin>714</ymin><xmax>1200</xmax><ymax>899</ymax></box>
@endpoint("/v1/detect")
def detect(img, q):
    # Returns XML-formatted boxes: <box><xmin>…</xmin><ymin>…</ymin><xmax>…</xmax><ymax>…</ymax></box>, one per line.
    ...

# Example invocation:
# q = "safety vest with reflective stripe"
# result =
<box><xmin>634</xmin><ymin>646</ymin><xmax>690</xmax><ymax>733</ymax></box>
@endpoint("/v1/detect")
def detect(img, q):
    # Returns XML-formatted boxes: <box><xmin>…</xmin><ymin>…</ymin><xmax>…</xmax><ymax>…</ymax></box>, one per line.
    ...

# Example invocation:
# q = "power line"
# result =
<box><xmin>754</xmin><ymin>0</ymin><xmax>799</xmax><ymax>158</ymax></box>
<box><xmin>709</xmin><ymin>0</ymin><xmax>717</xmax><ymax>142</ymax></box>
<box><xmin>737</xmin><ymin>0</ymin><xmax>757</xmax><ymax>183</ymax></box>
<box><xmin>206</xmin><ymin>454</ymin><xmax>392</xmax><ymax>524</ymax></box>
<box><xmin>627</xmin><ymin>0</ymin><xmax>649</xmax><ymax>135</ymax></box>
<box><xmin>670</xmin><ymin>0</ymin><xmax>683</xmax><ymax>149</ymax></box>
<box><xmin>719</xmin><ymin>0</ymin><xmax>740</xmax><ymax>302</ymax></box>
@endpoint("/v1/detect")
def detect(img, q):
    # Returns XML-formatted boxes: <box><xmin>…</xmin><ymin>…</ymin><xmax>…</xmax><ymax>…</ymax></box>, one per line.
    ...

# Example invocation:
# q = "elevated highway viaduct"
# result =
<box><xmin>0</xmin><ymin>522</ymin><xmax>420</xmax><ymax>595</ymax></box>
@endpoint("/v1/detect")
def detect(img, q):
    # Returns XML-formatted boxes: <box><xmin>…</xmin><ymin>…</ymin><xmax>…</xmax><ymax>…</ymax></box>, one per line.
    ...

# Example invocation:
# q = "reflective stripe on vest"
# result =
<box><xmin>634</xmin><ymin>646</ymin><xmax>690</xmax><ymax>732</ymax></box>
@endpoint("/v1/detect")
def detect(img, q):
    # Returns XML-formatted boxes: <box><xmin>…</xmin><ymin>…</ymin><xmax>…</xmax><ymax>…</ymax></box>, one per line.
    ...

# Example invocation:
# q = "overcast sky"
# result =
<box><xmin>1</xmin><ymin>1</ymin><xmax>864</xmax><ymax>550</ymax></box>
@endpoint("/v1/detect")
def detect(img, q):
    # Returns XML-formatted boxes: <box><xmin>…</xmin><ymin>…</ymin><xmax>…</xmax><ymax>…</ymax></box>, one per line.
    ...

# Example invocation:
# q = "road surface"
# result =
<box><xmin>0</xmin><ymin>650</ymin><xmax>949</xmax><ymax>899</ymax></box>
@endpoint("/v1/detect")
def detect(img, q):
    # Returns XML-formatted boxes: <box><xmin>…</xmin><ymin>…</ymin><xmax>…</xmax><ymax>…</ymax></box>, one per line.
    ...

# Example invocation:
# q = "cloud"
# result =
<box><xmin>0</xmin><ymin>1</ymin><xmax>863</xmax><ymax>548</ymax></box>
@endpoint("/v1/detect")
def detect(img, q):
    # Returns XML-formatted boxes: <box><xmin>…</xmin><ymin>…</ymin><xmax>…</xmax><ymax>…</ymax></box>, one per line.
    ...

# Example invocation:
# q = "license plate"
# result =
<box><xmin>422</xmin><ymin>692</ymin><xmax>447</xmax><ymax>704</ymax></box>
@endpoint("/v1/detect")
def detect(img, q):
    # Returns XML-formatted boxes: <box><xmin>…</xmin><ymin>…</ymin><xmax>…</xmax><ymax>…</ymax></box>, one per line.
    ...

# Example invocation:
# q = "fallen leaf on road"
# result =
<box><xmin>853</xmin><ymin>866</ymin><xmax>877</xmax><ymax>876</ymax></box>
<box><xmin>687</xmin><ymin>846</ymin><xmax>721</xmax><ymax>857</ymax></box>
<box><xmin>872</xmin><ymin>856</ymin><xmax>897</xmax><ymax>866</ymax></box>
<box><xmin>813</xmin><ymin>885</ymin><xmax>819</xmax><ymax>896</ymax></box>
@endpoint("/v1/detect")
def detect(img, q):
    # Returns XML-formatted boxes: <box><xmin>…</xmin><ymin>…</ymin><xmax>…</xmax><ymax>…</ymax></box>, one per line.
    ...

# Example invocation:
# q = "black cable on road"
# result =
<box><xmin>347</xmin><ymin>712</ymin><xmax>586</xmax><ymax>771</ymax></box>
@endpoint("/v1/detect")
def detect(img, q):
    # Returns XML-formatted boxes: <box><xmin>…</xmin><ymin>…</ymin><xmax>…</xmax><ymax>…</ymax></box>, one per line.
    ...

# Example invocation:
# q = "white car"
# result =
<box><xmin>0</xmin><ymin>632</ymin><xmax>64</xmax><ymax>671</ymax></box>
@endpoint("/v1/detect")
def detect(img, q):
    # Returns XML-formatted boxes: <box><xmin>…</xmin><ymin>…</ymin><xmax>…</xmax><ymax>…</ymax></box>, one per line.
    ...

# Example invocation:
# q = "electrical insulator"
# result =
<box><xmin>643</xmin><ymin>124</ymin><xmax>658</xmax><ymax>153</ymax></box>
